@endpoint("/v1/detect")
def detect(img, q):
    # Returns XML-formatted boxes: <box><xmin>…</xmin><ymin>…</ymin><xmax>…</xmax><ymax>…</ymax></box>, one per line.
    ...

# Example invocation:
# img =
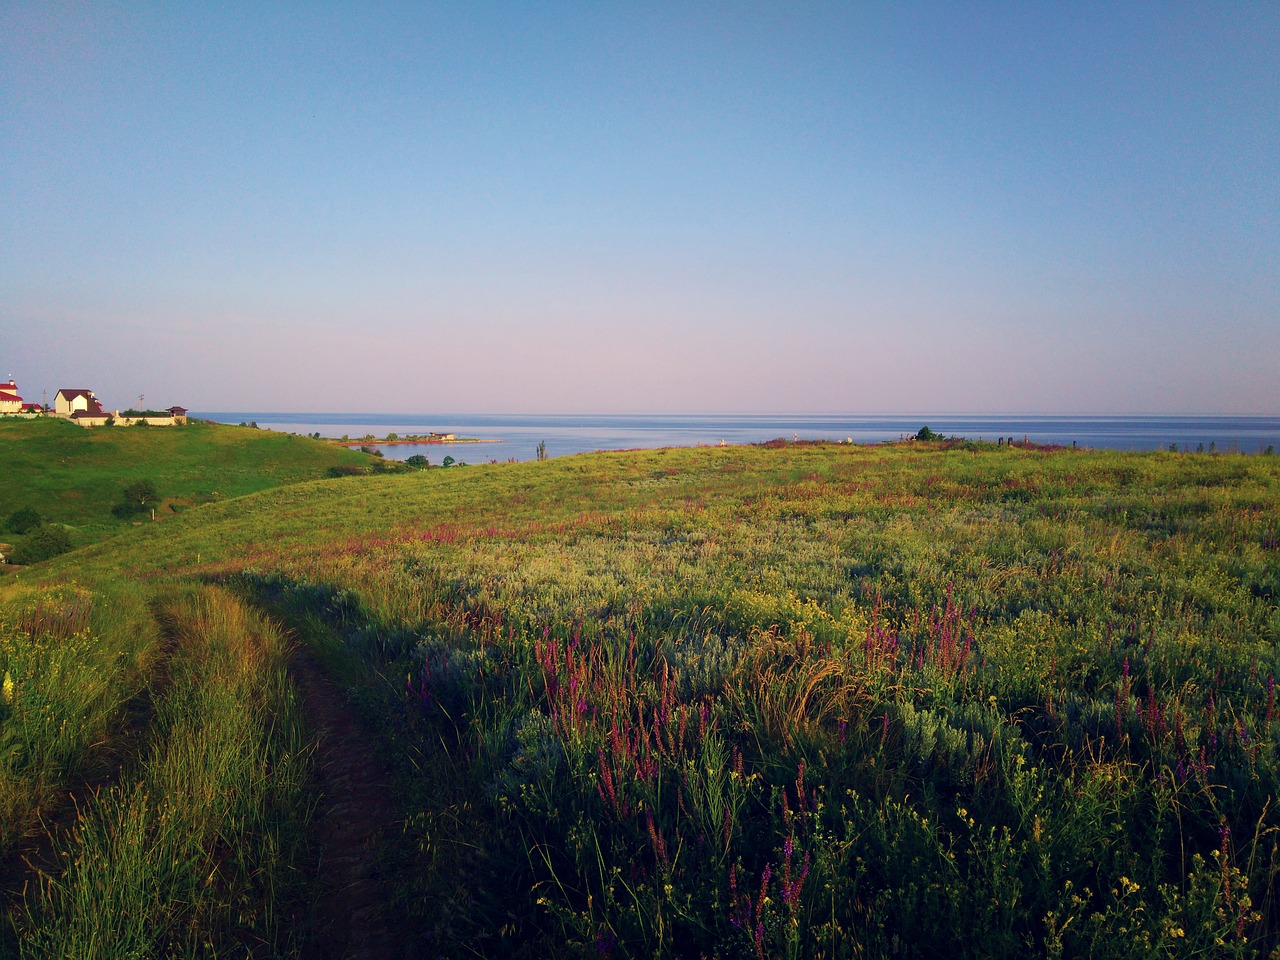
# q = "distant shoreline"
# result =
<box><xmin>191</xmin><ymin>413</ymin><xmax>1280</xmax><ymax>457</ymax></box>
<box><xmin>331</xmin><ymin>437</ymin><xmax>496</xmax><ymax>447</ymax></box>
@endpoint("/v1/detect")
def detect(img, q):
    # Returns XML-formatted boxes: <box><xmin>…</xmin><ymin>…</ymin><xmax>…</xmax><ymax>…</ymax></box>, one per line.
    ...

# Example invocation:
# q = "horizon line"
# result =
<box><xmin>189</xmin><ymin>410</ymin><xmax>1280</xmax><ymax>419</ymax></box>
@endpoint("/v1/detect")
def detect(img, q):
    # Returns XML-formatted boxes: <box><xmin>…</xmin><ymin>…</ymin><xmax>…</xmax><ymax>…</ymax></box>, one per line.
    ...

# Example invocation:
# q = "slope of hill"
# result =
<box><xmin>0</xmin><ymin>417</ymin><xmax>381</xmax><ymax>551</ymax></box>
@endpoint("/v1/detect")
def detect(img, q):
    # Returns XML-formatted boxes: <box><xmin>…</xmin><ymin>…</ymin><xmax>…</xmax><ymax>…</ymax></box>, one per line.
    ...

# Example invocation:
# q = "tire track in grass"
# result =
<box><xmin>291</xmin><ymin>648</ymin><xmax>413</xmax><ymax>960</ymax></box>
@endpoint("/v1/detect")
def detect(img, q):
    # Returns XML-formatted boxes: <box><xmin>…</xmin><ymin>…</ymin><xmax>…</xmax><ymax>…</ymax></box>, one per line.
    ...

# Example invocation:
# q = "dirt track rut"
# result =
<box><xmin>292</xmin><ymin>650</ymin><xmax>413</xmax><ymax>960</ymax></box>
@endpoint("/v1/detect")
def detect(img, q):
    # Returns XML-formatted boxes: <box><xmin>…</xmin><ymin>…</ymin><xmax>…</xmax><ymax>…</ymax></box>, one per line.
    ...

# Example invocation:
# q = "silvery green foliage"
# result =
<box><xmin>659</xmin><ymin>632</ymin><xmax>743</xmax><ymax>699</ymax></box>
<box><xmin>416</xmin><ymin>640</ymin><xmax>492</xmax><ymax>714</ymax></box>
<box><xmin>895</xmin><ymin>699</ymin><xmax>1020</xmax><ymax>777</ymax></box>
<box><xmin>494</xmin><ymin>710</ymin><xmax>563</xmax><ymax>803</ymax></box>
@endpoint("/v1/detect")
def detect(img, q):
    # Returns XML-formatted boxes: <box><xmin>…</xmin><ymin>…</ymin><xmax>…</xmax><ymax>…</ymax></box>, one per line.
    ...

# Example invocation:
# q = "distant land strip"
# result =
<box><xmin>331</xmin><ymin>437</ymin><xmax>494</xmax><ymax>447</ymax></box>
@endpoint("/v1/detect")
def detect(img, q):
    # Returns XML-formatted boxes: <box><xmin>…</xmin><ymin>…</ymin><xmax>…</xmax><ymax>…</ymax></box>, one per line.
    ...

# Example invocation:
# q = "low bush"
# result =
<box><xmin>6</xmin><ymin>507</ymin><xmax>41</xmax><ymax>535</ymax></box>
<box><xmin>8</xmin><ymin>525</ymin><xmax>72</xmax><ymax>565</ymax></box>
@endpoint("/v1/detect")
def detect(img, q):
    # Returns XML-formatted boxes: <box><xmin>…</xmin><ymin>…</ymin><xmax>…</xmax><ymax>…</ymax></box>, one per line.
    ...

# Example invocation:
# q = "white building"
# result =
<box><xmin>0</xmin><ymin>378</ymin><xmax>22</xmax><ymax>414</ymax></box>
<box><xmin>54</xmin><ymin>388</ymin><xmax>105</xmax><ymax>417</ymax></box>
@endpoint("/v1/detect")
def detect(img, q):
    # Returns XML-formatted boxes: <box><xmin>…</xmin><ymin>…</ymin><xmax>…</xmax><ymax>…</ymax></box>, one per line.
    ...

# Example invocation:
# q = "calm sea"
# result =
<box><xmin>193</xmin><ymin>413</ymin><xmax>1280</xmax><ymax>464</ymax></box>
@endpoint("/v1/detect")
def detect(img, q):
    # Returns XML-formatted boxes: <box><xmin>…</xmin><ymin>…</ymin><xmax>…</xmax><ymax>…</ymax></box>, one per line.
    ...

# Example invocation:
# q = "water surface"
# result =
<box><xmin>194</xmin><ymin>413</ymin><xmax>1280</xmax><ymax>463</ymax></box>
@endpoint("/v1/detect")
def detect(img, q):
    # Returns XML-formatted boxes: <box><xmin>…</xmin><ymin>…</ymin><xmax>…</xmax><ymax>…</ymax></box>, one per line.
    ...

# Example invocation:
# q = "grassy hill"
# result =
<box><xmin>2</xmin><ymin>440</ymin><xmax>1279</xmax><ymax>956</ymax></box>
<box><xmin>0</xmin><ymin>417</ymin><xmax>379</xmax><ymax>550</ymax></box>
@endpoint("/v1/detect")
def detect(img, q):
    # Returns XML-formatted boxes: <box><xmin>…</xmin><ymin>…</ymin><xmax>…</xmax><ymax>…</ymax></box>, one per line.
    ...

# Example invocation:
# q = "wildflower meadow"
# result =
<box><xmin>2</xmin><ymin>436</ymin><xmax>1278</xmax><ymax>956</ymax></box>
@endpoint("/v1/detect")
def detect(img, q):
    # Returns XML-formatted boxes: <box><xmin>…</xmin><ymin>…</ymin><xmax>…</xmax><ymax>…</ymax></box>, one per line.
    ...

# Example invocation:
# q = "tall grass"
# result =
<box><xmin>0</xmin><ymin>583</ymin><xmax>158</xmax><ymax>854</ymax></box>
<box><xmin>11</xmin><ymin>586</ymin><xmax>311</xmax><ymax>958</ymax></box>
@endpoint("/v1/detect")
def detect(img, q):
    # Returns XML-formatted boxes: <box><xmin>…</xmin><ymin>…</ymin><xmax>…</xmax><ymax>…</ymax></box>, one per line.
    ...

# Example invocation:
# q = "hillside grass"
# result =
<box><xmin>7</xmin><ymin>586</ymin><xmax>311</xmax><ymax>958</ymax></box>
<box><xmin>2</xmin><ymin>440</ymin><xmax>1279</xmax><ymax>957</ymax></box>
<box><xmin>0</xmin><ymin>417</ymin><xmax>377</xmax><ymax>550</ymax></box>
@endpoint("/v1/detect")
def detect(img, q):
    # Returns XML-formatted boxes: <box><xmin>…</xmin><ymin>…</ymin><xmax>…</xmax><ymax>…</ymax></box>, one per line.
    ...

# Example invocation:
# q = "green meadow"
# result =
<box><xmin>0</xmin><ymin>417</ymin><xmax>376</xmax><ymax>551</ymax></box>
<box><xmin>2</xmin><ymin>430</ymin><xmax>1279</xmax><ymax>957</ymax></box>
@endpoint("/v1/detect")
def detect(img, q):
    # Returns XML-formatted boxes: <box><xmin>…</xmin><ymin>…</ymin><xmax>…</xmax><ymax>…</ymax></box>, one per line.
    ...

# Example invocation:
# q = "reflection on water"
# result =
<box><xmin>194</xmin><ymin>412</ymin><xmax>1280</xmax><ymax>462</ymax></box>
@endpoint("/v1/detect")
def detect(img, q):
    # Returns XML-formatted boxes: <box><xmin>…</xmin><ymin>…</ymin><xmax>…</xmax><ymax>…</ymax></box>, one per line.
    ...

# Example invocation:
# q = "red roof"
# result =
<box><xmin>0</xmin><ymin>391</ymin><xmax>21</xmax><ymax>403</ymax></box>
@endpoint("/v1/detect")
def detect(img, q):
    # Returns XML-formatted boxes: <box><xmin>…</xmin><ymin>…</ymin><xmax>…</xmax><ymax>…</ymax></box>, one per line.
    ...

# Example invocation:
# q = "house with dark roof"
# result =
<box><xmin>54</xmin><ymin>389</ymin><xmax>105</xmax><ymax>418</ymax></box>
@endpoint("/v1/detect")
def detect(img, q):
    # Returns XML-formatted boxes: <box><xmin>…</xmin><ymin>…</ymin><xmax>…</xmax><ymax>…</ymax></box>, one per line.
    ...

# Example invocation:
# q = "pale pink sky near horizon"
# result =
<box><xmin>3</xmin><ymin>4</ymin><xmax>1277</xmax><ymax>415</ymax></box>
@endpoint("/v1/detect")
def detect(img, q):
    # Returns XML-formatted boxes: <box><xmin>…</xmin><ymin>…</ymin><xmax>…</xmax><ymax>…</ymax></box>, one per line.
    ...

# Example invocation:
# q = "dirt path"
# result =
<box><xmin>291</xmin><ymin>649</ymin><xmax>414</xmax><ymax>960</ymax></box>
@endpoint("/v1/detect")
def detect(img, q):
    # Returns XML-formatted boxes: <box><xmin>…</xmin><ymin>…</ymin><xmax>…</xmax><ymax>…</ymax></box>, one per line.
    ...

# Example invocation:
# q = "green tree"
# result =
<box><xmin>916</xmin><ymin>425</ymin><xmax>941</xmax><ymax>442</ymax></box>
<box><xmin>405</xmin><ymin>455</ymin><xmax>429</xmax><ymax>469</ymax></box>
<box><xmin>122</xmin><ymin>479</ymin><xmax>159</xmax><ymax>510</ymax></box>
<box><xmin>114</xmin><ymin>479</ymin><xmax>160</xmax><ymax>516</ymax></box>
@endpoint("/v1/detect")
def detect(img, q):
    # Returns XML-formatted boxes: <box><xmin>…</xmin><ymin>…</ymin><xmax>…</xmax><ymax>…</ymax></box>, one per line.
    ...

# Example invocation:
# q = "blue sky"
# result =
<box><xmin>2</xmin><ymin>3</ymin><xmax>1276</xmax><ymax>413</ymax></box>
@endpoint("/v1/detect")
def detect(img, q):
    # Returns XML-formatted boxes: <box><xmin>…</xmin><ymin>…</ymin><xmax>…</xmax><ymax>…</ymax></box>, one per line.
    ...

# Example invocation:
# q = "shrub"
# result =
<box><xmin>326</xmin><ymin>465</ymin><xmax>367</xmax><ymax>478</ymax></box>
<box><xmin>9</xmin><ymin>525</ymin><xmax>73</xmax><ymax>565</ymax></box>
<box><xmin>405</xmin><ymin>455</ymin><xmax>429</xmax><ymax>469</ymax></box>
<box><xmin>916</xmin><ymin>425</ymin><xmax>941</xmax><ymax>441</ymax></box>
<box><xmin>6</xmin><ymin>507</ymin><xmax>41</xmax><ymax>535</ymax></box>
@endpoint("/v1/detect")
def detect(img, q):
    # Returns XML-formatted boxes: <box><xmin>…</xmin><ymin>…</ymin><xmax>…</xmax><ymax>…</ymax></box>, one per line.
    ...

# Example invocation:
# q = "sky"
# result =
<box><xmin>2</xmin><ymin>2</ymin><xmax>1277</xmax><ymax>414</ymax></box>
